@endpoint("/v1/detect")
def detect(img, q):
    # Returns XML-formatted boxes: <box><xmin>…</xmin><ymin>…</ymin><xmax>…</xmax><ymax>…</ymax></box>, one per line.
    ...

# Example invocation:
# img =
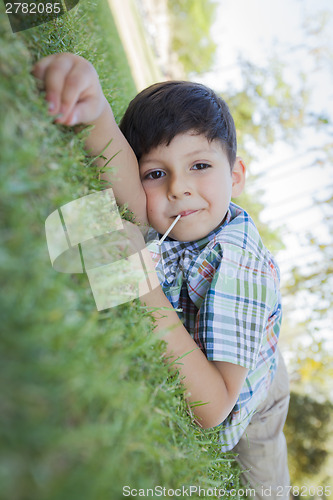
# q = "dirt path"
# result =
<box><xmin>107</xmin><ymin>0</ymin><xmax>162</xmax><ymax>90</ymax></box>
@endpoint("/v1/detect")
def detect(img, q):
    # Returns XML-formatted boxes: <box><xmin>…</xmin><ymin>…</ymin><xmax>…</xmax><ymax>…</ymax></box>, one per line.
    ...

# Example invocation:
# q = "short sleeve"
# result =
<box><xmin>194</xmin><ymin>244</ymin><xmax>279</xmax><ymax>369</ymax></box>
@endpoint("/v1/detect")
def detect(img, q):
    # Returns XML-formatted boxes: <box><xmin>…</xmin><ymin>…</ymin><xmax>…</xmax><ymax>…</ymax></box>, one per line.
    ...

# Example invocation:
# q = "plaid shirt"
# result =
<box><xmin>146</xmin><ymin>202</ymin><xmax>282</xmax><ymax>451</ymax></box>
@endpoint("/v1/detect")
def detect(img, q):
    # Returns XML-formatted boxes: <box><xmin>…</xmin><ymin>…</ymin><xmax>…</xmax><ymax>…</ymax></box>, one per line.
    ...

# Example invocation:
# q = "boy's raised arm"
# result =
<box><xmin>32</xmin><ymin>53</ymin><xmax>148</xmax><ymax>227</ymax></box>
<box><xmin>83</xmin><ymin>97</ymin><xmax>148</xmax><ymax>227</ymax></box>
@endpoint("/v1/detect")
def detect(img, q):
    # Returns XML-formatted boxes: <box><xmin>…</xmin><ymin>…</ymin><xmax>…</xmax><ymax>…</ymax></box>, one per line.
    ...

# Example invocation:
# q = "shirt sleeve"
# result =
<box><xmin>194</xmin><ymin>243</ymin><xmax>279</xmax><ymax>369</ymax></box>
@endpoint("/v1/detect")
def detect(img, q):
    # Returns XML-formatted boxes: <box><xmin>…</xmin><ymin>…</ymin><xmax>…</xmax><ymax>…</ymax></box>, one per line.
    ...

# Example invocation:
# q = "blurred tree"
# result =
<box><xmin>284</xmin><ymin>392</ymin><xmax>333</xmax><ymax>487</ymax></box>
<box><xmin>167</xmin><ymin>0</ymin><xmax>217</xmax><ymax>74</ymax></box>
<box><xmin>226</xmin><ymin>58</ymin><xmax>308</xmax><ymax>160</ymax></box>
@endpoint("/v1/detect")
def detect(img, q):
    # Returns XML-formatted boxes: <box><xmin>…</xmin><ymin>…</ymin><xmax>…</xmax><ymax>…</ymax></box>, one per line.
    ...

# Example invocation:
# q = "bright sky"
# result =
<box><xmin>206</xmin><ymin>0</ymin><xmax>333</xmax><ymax>107</ymax></box>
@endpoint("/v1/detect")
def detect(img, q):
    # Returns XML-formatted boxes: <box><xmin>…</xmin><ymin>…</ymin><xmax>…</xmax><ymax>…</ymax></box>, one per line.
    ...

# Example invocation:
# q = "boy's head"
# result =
<box><xmin>120</xmin><ymin>81</ymin><xmax>245</xmax><ymax>242</ymax></box>
<box><xmin>119</xmin><ymin>80</ymin><xmax>237</xmax><ymax>169</ymax></box>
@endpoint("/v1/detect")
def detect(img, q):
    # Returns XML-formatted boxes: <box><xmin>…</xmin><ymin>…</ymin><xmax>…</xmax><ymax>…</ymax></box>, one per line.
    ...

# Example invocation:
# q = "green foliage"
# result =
<box><xmin>285</xmin><ymin>392</ymin><xmax>333</xmax><ymax>487</ymax></box>
<box><xmin>231</xmin><ymin>189</ymin><xmax>285</xmax><ymax>255</ymax></box>
<box><xmin>0</xmin><ymin>1</ymin><xmax>244</xmax><ymax>498</ymax></box>
<box><xmin>226</xmin><ymin>58</ymin><xmax>309</xmax><ymax>160</ymax></box>
<box><xmin>168</xmin><ymin>0</ymin><xmax>217</xmax><ymax>75</ymax></box>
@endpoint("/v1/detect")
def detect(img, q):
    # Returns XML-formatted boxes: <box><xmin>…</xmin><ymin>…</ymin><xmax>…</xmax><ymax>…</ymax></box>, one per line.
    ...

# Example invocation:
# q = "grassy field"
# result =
<box><xmin>0</xmin><ymin>1</ymin><xmax>243</xmax><ymax>498</ymax></box>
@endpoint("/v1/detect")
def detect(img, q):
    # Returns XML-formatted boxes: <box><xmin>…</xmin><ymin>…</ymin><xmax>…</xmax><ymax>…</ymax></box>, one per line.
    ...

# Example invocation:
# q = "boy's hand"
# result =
<box><xmin>33</xmin><ymin>53</ymin><xmax>149</xmax><ymax>228</ymax></box>
<box><xmin>32</xmin><ymin>53</ymin><xmax>106</xmax><ymax>127</ymax></box>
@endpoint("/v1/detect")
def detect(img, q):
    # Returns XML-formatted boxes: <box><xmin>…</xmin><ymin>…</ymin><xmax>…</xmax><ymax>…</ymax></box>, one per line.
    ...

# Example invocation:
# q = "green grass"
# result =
<box><xmin>0</xmin><ymin>1</ymin><xmax>244</xmax><ymax>498</ymax></box>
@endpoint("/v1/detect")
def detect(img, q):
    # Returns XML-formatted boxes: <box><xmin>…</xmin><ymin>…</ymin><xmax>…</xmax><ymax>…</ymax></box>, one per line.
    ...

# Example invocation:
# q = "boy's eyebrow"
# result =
<box><xmin>140</xmin><ymin>148</ymin><xmax>219</xmax><ymax>165</ymax></box>
<box><xmin>139</xmin><ymin>158</ymin><xmax>159</xmax><ymax>165</ymax></box>
<box><xmin>184</xmin><ymin>148</ymin><xmax>219</xmax><ymax>157</ymax></box>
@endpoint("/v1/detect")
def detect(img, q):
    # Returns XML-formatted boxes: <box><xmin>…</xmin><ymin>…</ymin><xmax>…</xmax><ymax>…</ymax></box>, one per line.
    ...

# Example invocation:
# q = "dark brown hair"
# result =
<box><xmin>119</xmin><ymin>80</ymin><xmax>237</xmax><ymax>168</ymax></box>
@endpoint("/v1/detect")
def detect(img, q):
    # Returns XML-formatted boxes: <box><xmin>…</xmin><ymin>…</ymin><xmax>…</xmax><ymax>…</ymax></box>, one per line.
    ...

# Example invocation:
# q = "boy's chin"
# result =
<box><xmin>152</xmin><ymin>214</ymin><xmax>226</xmax><ymax>243</ymax></box>
<box><xmin>170</xmin><ymin>219</ymin><xmax>227</xmax><ymax>242</ymax></box>
<box><xmin>169</xmin><ymin>228</ymin><xmax>210</xmax><ymax>243</ymax></box>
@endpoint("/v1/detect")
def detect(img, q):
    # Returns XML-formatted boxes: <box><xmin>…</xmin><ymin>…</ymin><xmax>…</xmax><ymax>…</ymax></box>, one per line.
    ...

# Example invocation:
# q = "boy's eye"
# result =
<box><xmin>192</xmin><ymin>163</ymin><xmax>211</xmax><ymax>170</ymax></box>
<box><xmin>144</xmin><ymin>170</ymin><xmax>165</xmax><ymax>180</ymax></box>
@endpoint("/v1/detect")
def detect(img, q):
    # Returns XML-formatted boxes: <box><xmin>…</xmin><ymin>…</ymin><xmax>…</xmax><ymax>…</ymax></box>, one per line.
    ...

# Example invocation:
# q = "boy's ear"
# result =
<box><xmin>231</xmin><ymin>157</ymin><xmax>246</xmax><ymax>197</ymax></box>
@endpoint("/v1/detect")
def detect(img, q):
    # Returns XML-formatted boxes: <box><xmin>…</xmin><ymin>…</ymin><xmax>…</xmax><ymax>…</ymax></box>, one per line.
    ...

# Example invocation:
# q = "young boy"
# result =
<box><xmin>32</xmin><ymin>53</ymin><xmax>290</xmax><ymax>498</ymax></box>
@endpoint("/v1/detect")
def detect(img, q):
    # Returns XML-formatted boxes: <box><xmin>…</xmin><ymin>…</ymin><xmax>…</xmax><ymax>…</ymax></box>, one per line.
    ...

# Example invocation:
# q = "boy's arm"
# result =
<box><xmin>32</xmin><ymin>53</ymin><xmax>148</xmax><ymax>227</ymax></box>
<box><xmin>141</xmin><ymin>280</ymin><xmax>248</xmax><ymax>429</ymax></box>
<box><xmin>83</xmin><ymin>97</ymin><xmax>148</xmax><ymax>227</ymax></box>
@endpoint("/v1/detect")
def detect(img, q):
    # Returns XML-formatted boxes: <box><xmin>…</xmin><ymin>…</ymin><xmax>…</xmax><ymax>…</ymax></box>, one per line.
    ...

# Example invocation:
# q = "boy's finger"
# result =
<box><xmin>43</xmin><ymin>57</ymin><xmax>75</xmax><ymax>117</ymax></box>
<box><xmin>57</xmin><ymin>63</ymin><xmax>95</xmax><ymax>123</ymax></box>
<box><xmin>65</xmin><ymin>95</ymin><xmax>102</xmax><ymax>126</ymax></box>
<box><xmin>32</xmin><ymin>54</ymin><xmax>71</xmax><ymax>114</ymax></box>
<box><xmin>31</xmin><ymin>54</ymin><xmax>57</xmax><ymax>80</ymax></box>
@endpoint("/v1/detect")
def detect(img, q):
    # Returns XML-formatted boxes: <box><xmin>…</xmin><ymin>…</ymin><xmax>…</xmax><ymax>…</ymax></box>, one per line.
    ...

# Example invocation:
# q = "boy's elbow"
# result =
<box><xmin>200</xmin><ymin>418</ymin><xmax>224</xmax><ymax>430</ymax></box>
<box><xmin>192</xmin><ymin>404</ymin><xmax>230</xmax><ymax>429</ymax></box>
<box><xmin>194</xmin><ymin>414</ymin><xmax>225</xmax><ymax>430</ymax></box>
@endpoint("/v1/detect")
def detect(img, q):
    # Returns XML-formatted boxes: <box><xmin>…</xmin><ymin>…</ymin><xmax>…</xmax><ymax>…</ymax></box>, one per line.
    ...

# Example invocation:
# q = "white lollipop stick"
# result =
<box><xmin>158</xmin><ymin>215</ymin><xmax>181</xmax><ymax>245</ymax></box>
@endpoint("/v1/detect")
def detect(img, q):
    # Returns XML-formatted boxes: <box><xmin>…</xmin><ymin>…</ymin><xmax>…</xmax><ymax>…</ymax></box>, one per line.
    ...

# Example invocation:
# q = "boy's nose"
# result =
<box><xmin>167</xmin><ymin>175</ymin><xmax>192</xmax><ymax>200</ymax></box>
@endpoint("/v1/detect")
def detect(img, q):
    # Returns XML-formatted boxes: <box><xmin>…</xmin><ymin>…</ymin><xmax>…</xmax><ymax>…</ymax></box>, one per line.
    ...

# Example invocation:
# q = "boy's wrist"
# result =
<box><xmin>82</xmin><ymin>96</ymin><xmax>116</xmax><ymax>154</ymax></box>
<box><xmin>88</xmin><ymin>95</ymin><xmax>112</xmax><ymax>126</ymax></box>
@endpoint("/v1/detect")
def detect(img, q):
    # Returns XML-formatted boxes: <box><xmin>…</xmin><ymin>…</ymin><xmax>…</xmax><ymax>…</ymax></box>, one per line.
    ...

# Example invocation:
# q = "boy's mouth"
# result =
<box><xmin>173</xmin><ymin>210</ymin><xmax>199</xmax><ymax>218</ymax></box>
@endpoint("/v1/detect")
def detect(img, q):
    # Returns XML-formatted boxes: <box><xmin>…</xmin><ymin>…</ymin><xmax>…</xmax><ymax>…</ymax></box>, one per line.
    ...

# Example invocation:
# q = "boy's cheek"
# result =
<box><xmin>146</xmin><ymin>194</ymin><xmax>164</xmax><ymax>220</ymax></box>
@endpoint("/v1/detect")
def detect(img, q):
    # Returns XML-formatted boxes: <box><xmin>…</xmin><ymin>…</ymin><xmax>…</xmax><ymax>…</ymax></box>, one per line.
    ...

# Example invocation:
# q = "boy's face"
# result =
<box><xmin>139</xmin><ymin>131</ymin><xmax>245</xmax><ymax>242</ymax></box>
